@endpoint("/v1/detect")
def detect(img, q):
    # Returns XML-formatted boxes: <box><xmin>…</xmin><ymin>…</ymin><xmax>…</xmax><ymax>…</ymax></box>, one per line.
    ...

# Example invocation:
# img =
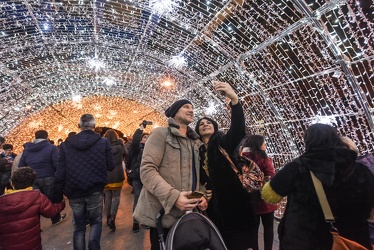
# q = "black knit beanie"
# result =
<box><xmin>165</xmin><ymin>99</ymin><xmax>192</xmax><ymax>118</ymax></box>
<box><xmin>195</xmin><ymin>117</ymin><xmax>219</xmax><ymax>136</ymax></box>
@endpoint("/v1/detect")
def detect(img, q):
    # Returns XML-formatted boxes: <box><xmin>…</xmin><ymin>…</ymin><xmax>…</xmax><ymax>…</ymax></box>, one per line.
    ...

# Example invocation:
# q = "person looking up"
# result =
<box><xmin>126</xmin><ymin>121</ymin><xmax>150</xmax><ymax>233</ymax></box>
<box><xmin>262</xmin><ymin>123</ymin><xmax>374</xmax><ymax>249</ymax></box>
<box><xmin>133</xmin><ymin>100</ymin><xmax>207</xmax><ymax>250</ymax></box>
<box><xmin>195</xmin><ymin>81</ymin><xmax>259</xmax><ymax>250</ymax></box>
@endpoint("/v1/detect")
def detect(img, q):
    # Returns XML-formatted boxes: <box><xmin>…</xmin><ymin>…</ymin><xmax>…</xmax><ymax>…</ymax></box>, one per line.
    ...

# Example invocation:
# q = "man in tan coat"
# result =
<box><xmin>133</xmin><ymin>99</ymin><xmax>207</xmax><ymax>250</ymax></box>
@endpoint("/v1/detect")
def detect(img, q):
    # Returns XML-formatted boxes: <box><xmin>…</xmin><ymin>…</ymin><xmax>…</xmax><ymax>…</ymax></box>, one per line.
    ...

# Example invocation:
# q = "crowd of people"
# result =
<box><xmin>0</xmin><ymin>80</ymin><xmax>373</xmax><ymax>250</ymax></box>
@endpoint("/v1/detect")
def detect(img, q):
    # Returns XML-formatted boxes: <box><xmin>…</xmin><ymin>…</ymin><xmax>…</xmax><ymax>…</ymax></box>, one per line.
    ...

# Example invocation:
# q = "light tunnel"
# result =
<box><xmin>0</xmin><ymin>0</ymin><xmax>373</xmax><ymax>168</ymax></box>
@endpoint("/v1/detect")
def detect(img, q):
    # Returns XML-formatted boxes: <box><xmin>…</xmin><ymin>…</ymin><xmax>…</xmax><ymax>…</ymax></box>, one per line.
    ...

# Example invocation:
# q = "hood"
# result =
<box><xmin>0</xmin><ymin>190</ymin><xmax>39</xmax><ymax>215</ymax></box>
<box><xmin>65</xmin><ymin>130</ymin><xmax>102</xmax><ymax>151</ymax></box>
<box><xmin>167</xmin><ymin>117</ymin><xmax>200</xmax><ymax>140</ymax></box>
<box><xmin>299</xmin><ymin>146</ymin><xmax>357</xmax><ymax>187</ymax></box>
<box><xmin>24</xmin><ymin>140</ymin><xmax>51</xmax><ymax>153</ymax></box>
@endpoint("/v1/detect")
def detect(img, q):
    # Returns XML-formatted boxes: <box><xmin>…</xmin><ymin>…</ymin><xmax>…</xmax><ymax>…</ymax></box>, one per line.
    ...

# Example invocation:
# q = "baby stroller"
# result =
<box><xmin>157</xmin><ymin>210</ymin><xmax>227</xmax><ymax>250</ymax></box>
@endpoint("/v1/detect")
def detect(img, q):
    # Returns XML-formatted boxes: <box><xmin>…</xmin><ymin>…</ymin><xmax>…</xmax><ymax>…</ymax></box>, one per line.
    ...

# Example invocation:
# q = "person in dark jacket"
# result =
<box><xmin>0</xmin><ymin>144</ymin><xmax>17</xmax><ymax>195</ymax></box>
<box><xmin>242</xmin><ymin>135</ymin><xmax>277</xmax><ymax>250</ymax></box>
<box><xmin>126</xmin><ymin>121</ymin><xmax>149</xmax><ymax>233</ymax></box>
<box><xmin>195</xmin><ymin>81</ymin><xmax>259</xmax><ymax>250</ymax></box>
<box><xmin>0</xmin><ymin>167</ymin><xmax>65</xmax><ymax>250</ymax></box>
<box><xmin>54</xmin><ymin>114</ymin><xmax>115</xmax><ymax>250</ymax></box>
<box><xmin>18</xmin><ymin>130</ymin><xmax>66</xmax><ymax>225</ymax></box>
<box><xmin>103</xmin><ymin>129</ymin><xmax>125</xmax><ymax>231</ymax></box>
<box><xmin>262</xmin><ymin>123</ymin><xmax>374</xmax><ymax>250</ymax></box>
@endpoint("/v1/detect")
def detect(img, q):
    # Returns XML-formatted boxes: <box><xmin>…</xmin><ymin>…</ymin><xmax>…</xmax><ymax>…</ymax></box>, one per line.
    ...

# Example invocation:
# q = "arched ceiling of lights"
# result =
<box><xmin>0</xmin><ymin>0</ymin><xmax>373</xmax><ymax>166</ymax></box>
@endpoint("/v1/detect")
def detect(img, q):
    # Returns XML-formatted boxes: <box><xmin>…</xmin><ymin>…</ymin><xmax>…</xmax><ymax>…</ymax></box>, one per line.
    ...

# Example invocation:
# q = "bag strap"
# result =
<box><xmin>218</xmin><ymin>145</ymin><xmax>241</xmax><ymax>176</ymax></box>
<box><xmin>310</xmin><ymin>171</ymin><xmax>335</xmax><ymax>222</ymax></box>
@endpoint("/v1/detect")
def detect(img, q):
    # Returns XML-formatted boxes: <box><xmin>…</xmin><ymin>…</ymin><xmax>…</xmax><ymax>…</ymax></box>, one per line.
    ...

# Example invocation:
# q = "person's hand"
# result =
<box><xmin>175</xmin><ymin>191</ymin><xmax>201</xmax><ymax>212</ymax></box>
<box><xmin>212</xmin><ymin>81</ymin><xmax>238</xmax><ymax>105</ymax></box>
<box><xmin>197</xmin><ymin>196</ymin><xmax>208</xmax><ymax>211</ymax></box>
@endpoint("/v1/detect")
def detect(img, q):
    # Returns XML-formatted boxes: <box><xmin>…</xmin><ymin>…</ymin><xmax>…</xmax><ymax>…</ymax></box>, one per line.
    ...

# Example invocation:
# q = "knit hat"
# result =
<box><xmin>165</xmin><ymin>99</ymin><xmax>192</xmax><ymax>118</ymax></box>
<box><xmin>195</xmin><ymin>117</ymin><xmax>219</xmax><ymax>136</ymax></box>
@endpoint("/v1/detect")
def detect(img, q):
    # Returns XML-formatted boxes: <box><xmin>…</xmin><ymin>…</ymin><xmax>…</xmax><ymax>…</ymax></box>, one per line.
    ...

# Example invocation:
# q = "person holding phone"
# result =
<box><xmin>195</xmin><ymin>81</ymin><xmax>259</xmax><ymax>250</ymax></box>
<box><xmin>133</xmin><ymin>99</ymin><xmax>208</xmax><ymax>250</ymax></box>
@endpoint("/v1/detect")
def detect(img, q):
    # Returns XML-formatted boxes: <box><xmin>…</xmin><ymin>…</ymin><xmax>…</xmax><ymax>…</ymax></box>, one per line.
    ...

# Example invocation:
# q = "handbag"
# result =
<box><xmin>310</xmin><ymin>171</ymin><xmax>370</xmax><ymax>250</ymax></box>
<box><xmin>219</xmin><ymin>146</ymin><xmax>264</xmax><ymax>193</ymax></box>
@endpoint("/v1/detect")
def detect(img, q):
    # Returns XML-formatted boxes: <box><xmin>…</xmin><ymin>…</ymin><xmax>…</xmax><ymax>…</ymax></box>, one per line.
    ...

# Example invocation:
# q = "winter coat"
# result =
<box><xmin>262</xmin><ymin>147</ymin><xmax>374</xmax><ymax>249</ymax></box>
<box><xmin>0</xmin><ymin>153</ymin><xmax>16</xmax><ymax>186</ymax></box>
<box><xmin>54</xmin><ymin>130</ymin><xmax>115</xmax><ymax>200</ymax></box>
<box><xmin>126</xmin><ymin>128</ymin><xmax>145</xmax><ymax>181</ymax></box>
<box><xmin>18</xmin><ymin>140</ymin><xmax>58</xmax><ymax>178</ymax></box>
<box><xmin>107</xmin><ymin>139</ymin><xmax>125</xmax><ymax>184</ymax></box>
<box><xmin>0</xmin><ymin>189</ymin><xmax>65</xmax><ymax>250</ymax></box>
<box><xmin>133</xmin><ymin>118</ymin><xmax>203</xmax><ymax>228</ymax></box>
<box><xmin>199</xmin><ymin>103</ymin><xmax>258</xmax><ymax>234</ymax></box>
<box><xmin>242</xmin><ymin>152</ymin><xmax>277</xmax><ymax>214</ymax></box>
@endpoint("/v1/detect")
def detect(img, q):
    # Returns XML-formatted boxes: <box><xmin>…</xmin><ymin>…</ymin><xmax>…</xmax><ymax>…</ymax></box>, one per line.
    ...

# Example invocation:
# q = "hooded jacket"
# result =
<box><xmin>0</xmin><ymin>189</ymin><xmax>65</xmax><ymax>250</ymax></box>
<box><xmin>133</xmin><ymin>118</ymin><xmax>203</xmax><ymax>228</ymax></box>
<box><xmin>54</xmin><ymin>130</ymin><xmax>115</xmax><ymax>200</ymax></box>
<box><xmin>18</xmin><ymin>140</ymin><xmax>58</xmax><ymax>178</ymax></box>
<box><xmin>262</xmin><ymin>147</ymin><xmax>374</xmax><ymax>249</ymax></box>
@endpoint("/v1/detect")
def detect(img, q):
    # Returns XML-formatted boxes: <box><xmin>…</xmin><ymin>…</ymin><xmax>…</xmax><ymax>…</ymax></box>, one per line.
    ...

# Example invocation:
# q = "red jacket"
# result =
<box><xmin>242</xmin><ymin>152</ymin><xmax>278</xmax><ymax>214</ymax></box>
<box><xmin>0</xmin><ymin>189</ymin><xmax>65</xmax><ymax>250</ymax></box>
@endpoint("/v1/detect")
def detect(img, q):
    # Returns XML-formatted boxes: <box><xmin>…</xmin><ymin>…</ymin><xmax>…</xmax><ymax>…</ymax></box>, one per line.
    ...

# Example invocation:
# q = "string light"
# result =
<box><xmin>0</xmin><ymin>0</ymin><xmax>373</xmax><ymax>166</ymax></box>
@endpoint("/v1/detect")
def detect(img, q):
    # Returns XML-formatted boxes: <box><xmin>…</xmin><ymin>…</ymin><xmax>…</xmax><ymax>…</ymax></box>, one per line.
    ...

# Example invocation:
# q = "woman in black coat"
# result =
<box><xmin>262</xmin><ymin>123</ymin><xmax>374</xmax><ymax>249</ymax></box>
<box><xmin>195</xmin><ymin>81</ymin><xmax>259</xmax><ymax>250</ymax></box>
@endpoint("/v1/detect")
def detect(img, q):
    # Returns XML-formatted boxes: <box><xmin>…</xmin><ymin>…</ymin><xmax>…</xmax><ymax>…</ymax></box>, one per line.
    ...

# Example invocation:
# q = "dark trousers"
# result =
<box><xmin>257</xmin><ymin>212</ymin><xmax>275</xmax><ymax>250</ymax></box>
<box><xmin>150</xmin><ymin>227</ymin><xmax>170</xmax><ymax>250</ymax></box>
<box><xmin>33</xmin><ymin>177</ymin><xmax>61</xmax><ymax>223</ymax></box>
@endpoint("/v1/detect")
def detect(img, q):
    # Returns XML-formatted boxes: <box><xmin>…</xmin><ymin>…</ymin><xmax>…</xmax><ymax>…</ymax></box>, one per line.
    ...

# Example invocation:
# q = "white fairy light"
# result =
<box><xmin>149</xmin><ymin>0</ymin><xmax>178</xmax><ymax>16</ymax></box>
<box><xmin>87</xmin><ymin>58</ymin><xmax>106</xmax><ymax>71</ymax></box>
<box><xmin>311</xmin><ymin>115</ymin><xmax>336</xmax><ymax>125</ymax></box>
<box><xmin>167</xmin><ymin>55</ymin><xmax>187</xmax><ymax>69</ymax></box>
<box><xmin>72</xmin><ymin>94</ymin><xmax>82</xmax><ymax>102</ymax></box>
<box><xmin>103</xmin><ymin>77</ymin><xmax>116</xmax><ymax>86</ymax></box>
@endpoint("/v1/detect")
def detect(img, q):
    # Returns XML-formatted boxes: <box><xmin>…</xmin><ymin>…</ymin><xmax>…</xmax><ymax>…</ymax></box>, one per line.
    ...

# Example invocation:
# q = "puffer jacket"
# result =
<box><xmin>19</xmin><ymin>140</ymin><xmax>58</xmax><ymax>178</ymax></box>
<box><xmin>0</xmin><ymin>189</ymin><xmax>65</xmax><ymax>250</ymax></box>
<box><xmin>133</xmin><ymin>118</ymin><xmax>203</xmax><ymax>228</ymax></box>
<box><xmin>54</xmin><ymin>130</ymin><xmax>115</xmax><ymax>200</ymax></box>
<box><xmin>107</xmin><ymin>139</ymin><xmax>125</xmax><ymax>183</ymax></box>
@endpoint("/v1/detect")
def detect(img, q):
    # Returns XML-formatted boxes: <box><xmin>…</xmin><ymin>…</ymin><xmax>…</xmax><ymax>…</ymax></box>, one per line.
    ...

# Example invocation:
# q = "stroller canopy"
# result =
<box><xmin>165</xmin><ymin>212</ymin><xmax>227</xmax><ymax>250</ymax></box>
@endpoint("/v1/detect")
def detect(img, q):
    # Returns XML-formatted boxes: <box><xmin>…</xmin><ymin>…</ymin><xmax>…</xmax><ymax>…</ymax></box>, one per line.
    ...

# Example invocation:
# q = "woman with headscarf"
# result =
<box><xmin>261</xmin><ymin>123</ymin><xmax>374</xmax><ymax>249</ymax></box>
<box><xmin>195</xmin><ymin>81</ymin><xmax>259</xmax><ymax>250</ymax></box>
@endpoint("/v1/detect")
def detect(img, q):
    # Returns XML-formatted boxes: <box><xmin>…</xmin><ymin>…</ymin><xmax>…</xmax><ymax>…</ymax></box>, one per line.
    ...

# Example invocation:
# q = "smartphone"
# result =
<box><xmin>187</xmin><ymin>191</ymin><xmax>204</xmax><ymax>199</ymax></box>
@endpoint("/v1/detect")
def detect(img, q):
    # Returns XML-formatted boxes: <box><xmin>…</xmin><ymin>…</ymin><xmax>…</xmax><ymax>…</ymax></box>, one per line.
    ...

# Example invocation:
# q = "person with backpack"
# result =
<box><xmin>126</xmin><ymin>121</ymin><xmax>150</xmax><ymax>233</ymax></box>
<box><xmin>195</xmin><ymin>81</ymin><xmax>259</xmax><ymax>250</ymax></box>
<box><xmin>241</xmin><ymin>135</ymin><xmax>277</xmax><ymax>250</ymax></box>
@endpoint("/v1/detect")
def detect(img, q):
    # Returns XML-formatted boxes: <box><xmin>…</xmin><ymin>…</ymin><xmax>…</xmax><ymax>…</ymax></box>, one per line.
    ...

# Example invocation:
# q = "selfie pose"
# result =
<box><xmin>133</xmin><ymin>99</ymin><xmax>207</xmax><ymax>250</ymax></box>
<box><xmin>195</xmin><ymin>81</ymin><xmax>259</xmax><ymax>250</ymax></box>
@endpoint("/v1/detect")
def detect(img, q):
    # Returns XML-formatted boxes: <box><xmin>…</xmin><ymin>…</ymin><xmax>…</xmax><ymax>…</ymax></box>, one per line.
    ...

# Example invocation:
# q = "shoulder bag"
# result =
<box><xmin>219</xmin><ymin>145</ymin><xmax>264</xmax><ymax>193</ymax></box>
<box><xmin>310</xmin><ymin>171</ymin><xmax>371</xmax><ymax>250</ymax></box>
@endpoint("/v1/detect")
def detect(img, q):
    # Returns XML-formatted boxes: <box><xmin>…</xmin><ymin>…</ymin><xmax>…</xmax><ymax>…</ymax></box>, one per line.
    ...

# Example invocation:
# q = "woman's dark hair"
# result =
<box><xmin>104</xmin><ymin>129</ymin><xmax>119</xmax><ymax>142</ymax></box>
<box><xmin>11</xmin><ymin>167</ymin><xmax>36</xmax><ymax>189</ymax></box>
<box><xmin>243</xmin><ymin>135</ymin><xmax>267</xmax><ymax>159</ymax></box>
<box><xmin>303</xmin><ymin>123</ymin><xmax>345</xmax><ymax>151</ymax></box>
